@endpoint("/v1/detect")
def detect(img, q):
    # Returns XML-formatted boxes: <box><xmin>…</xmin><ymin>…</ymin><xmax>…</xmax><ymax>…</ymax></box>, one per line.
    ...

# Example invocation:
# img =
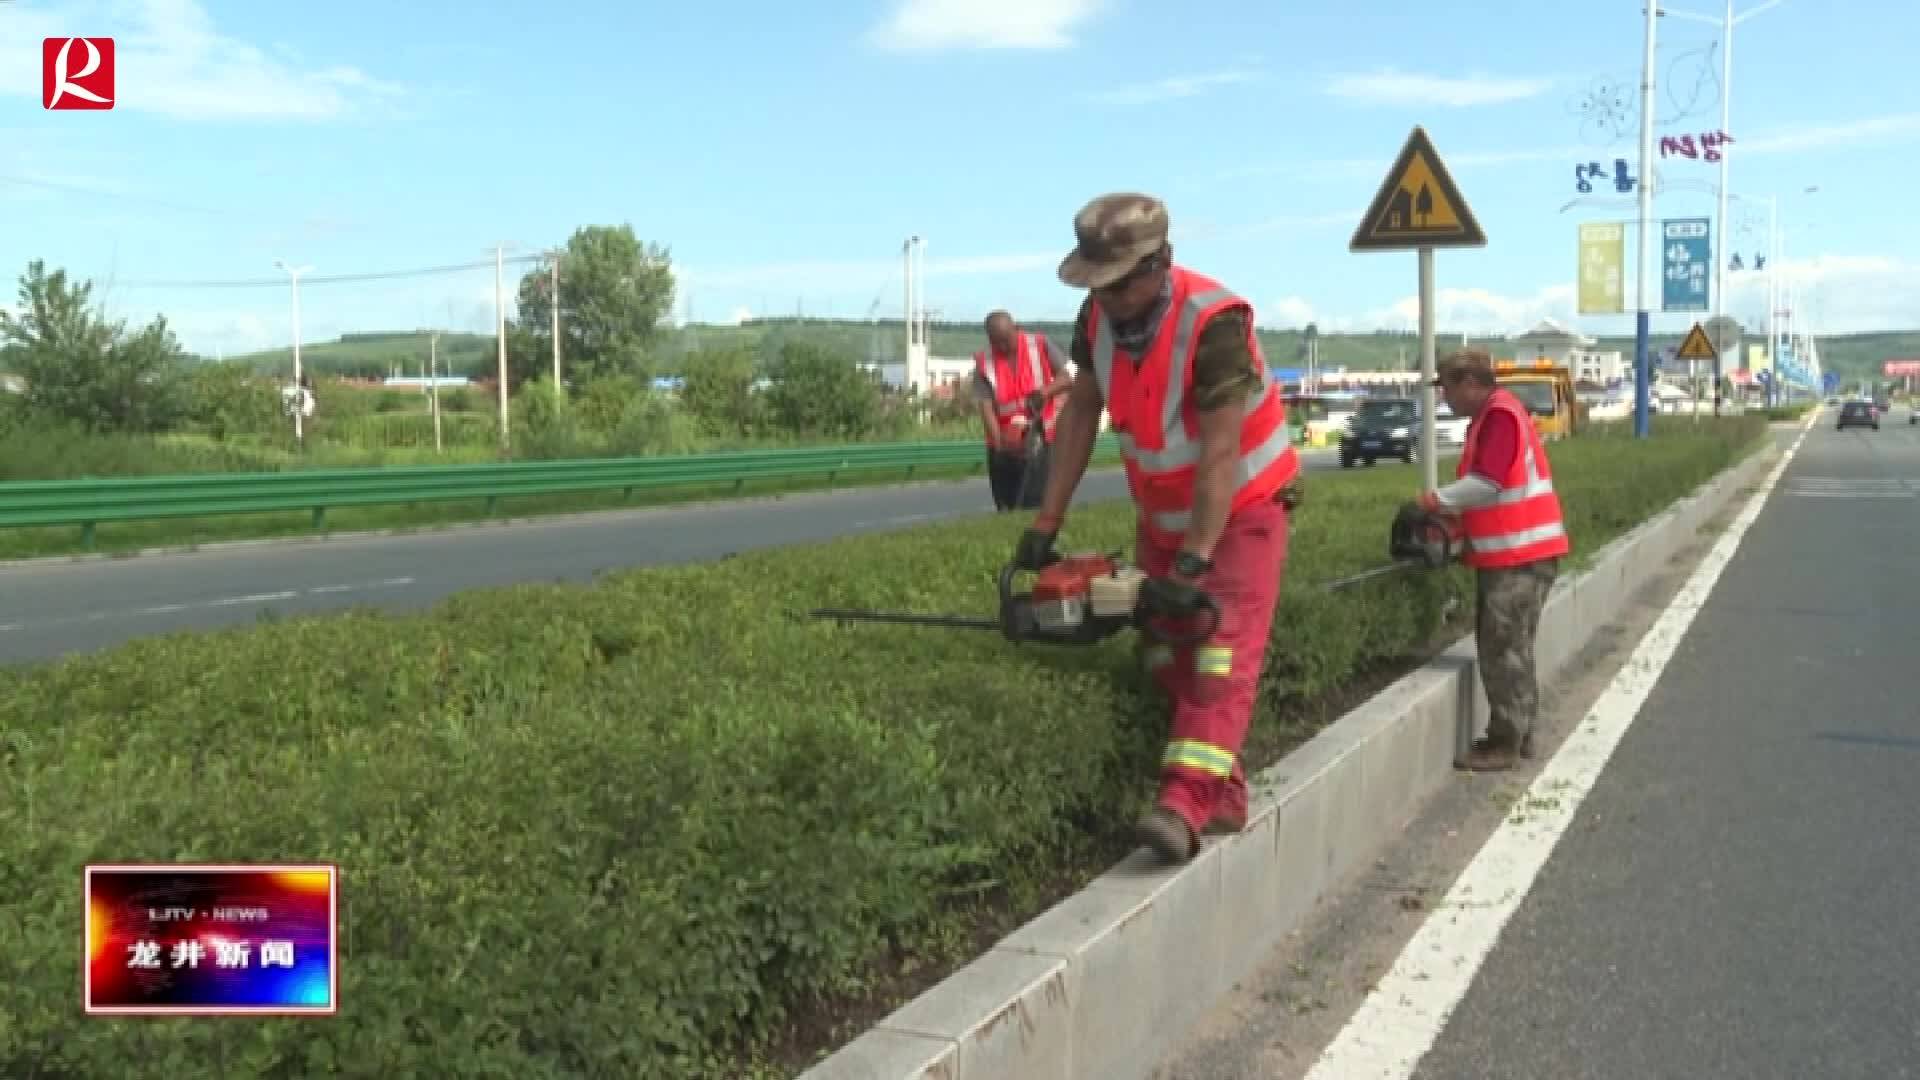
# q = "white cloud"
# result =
<box><xmin>1306</xmin><ymin>255</ymin><xmax>1920</xmax><ymax>338</ymax></box>
<box><xmin>1324</xmin><ymin>69</ymin><xmax>1553</xmax><ymax>108</ymax></box>
<box><xmin>1082</xmin><ymin>69</ymin><xmax>1261</xmax><ymax>106</ymax></box>
<box><xmin>162</xmin><ymin>308</ymin><xmax>278</xmax><ymax>357</ymax></box>
<box><xmin>865</xmin><ymin>0</ymin><xmax>1106</xmax><ymax>51</ymax></box>
<box><xmin>681</xmin><ymin>252</ymin><xmax>1057</xmax><ymax>291</ymax></box>
<box><xmin>1212</xmin><ymin>110</ymin><xmax>1920</xmax><ymax>187</ymax></box>
<box><xmin>1265</xmin><ymin>296</ymin><xmax>1317</xmax><ymax>329</ymax></box>
<box><xmin>0</xmin><ymin>0</ymin><xmax>404</xmax><ymax>121</ymax></box>
<box><xmin>1732</xmin><ymin>112</ymin><xmax>1920</xmax><ymax>155</ymax></box>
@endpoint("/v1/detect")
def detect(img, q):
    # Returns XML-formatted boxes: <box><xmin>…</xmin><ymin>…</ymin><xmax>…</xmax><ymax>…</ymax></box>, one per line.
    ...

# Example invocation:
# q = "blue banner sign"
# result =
<box><xmin>1661</xmin><ymin>217</ymin><xmax>1712</xmax><ymax>313</ymax></box>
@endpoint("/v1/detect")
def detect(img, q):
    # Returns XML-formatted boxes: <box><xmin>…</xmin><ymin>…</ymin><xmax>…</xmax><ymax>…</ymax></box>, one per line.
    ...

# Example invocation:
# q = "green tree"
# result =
<box><xmin>185</xmin><ymin>361</ymin><xmax>282</xmax><ymax>441</ymax></box>
<box><xmin>573</xmin><ymin>373</ymin><xmax>647</xmax><ymax>437</ymax></box>
<box><xmin>761</xmin><ymin>341</ymin><xmax>881</xmax><ymax>438</ymax></box>
<box><xmin>0</xmin><ymin>259</ymin><xmax>189</xmax><ymax>433</ymax></box>
<box><xmin>506</xmin><ymin>224</ymin><xmax>676</xmax><ymax>388</ymax></box>
<box><xmin>679</xmin><ymin>346</ymin><xmax>760</xmax><ymax>436</ymax></box>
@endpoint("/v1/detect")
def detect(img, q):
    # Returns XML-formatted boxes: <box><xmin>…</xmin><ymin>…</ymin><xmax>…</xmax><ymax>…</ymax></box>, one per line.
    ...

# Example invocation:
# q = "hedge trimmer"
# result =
<box><xmin>805</xmin><ymin>554</ymin><xmax>1221</xmax><ymax>647</ymax></box>
<box><xmin>1009</xmin><ymin>395</ymin><xmax>1049</xmax><ymax>510</ymax></box>
<box><xmin>1322</xmin><ymin>505</ymin><xmax>1466</xmax><ymax>591</ymax></box>
<box><xmin>807</xmin><ymin>505</ymin><xmax>1456</xmax><ymax>645</ymax></box>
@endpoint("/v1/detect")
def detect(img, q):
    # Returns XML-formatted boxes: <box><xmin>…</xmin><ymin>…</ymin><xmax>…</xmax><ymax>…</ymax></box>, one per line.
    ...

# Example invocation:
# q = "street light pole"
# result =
<box><xmin>1661</xmin><ymin>0</ymin><xmax>1785</xmax><ymax>415</ymax></box>
<box><xmin>1633</xmin><ymin>0</ymin><xmax>1659</xmax><ymax>439</ymax></box>
<box><xmin>549</xmin><ymin>250</ymin><xmax>563</xmax><ymax>399</ymax></box>
<box><xmin>274</xmin><ymin>260</ymin><xmax>313</xmax><ymax>447</ymax></box>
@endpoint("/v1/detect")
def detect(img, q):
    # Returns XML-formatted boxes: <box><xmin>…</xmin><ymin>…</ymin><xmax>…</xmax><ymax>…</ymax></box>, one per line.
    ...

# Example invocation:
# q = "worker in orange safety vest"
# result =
<box><xmin>1012</xmin><ymin>192</ymin><xmax>1302</xmax><ymax>864</ymax></box>
<box><xmin>973</xmin><ymin>311</ymin><xmax>1073</xmax><ymax>511</ymax></box>
<box><xmin>1414</xmin><ymin>347</ymin><xmax>1572</xmax><ymax>772</ymax></box>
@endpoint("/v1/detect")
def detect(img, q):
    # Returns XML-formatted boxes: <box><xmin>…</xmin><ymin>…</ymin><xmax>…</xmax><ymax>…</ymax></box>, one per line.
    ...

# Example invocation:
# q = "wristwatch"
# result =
<box><xmin>1173</xmin><ymin>551</ymin><xmax>1213</xmax><ymax>579</ymax></box>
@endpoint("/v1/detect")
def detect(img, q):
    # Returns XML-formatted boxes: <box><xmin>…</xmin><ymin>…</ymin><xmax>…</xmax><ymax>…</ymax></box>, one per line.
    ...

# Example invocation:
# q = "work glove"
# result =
<box><xmin>1139</xmin><ymin>575</ymin><xmax>1211</xmax><ymax>619</ymax></box>
<box><xmin>1012</xmin><ymin>527</ymin><xmax>1060</xmax><ymax>571</ymax></box>
<box><xmin>1024</xmin><ymin>390</ymin><xmax>1045</xmax><ymax>414</ymax></box>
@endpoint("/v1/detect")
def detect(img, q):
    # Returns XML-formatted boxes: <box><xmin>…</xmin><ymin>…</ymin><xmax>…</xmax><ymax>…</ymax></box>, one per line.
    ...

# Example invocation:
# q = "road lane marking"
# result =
<box><xmin>1302</xmin><ymin>418</ymin><xmax>1815</xmax><ymax>1080</ymax></box>
<box><xmin>0</xmin><ymin>577</ymin><xmax>418</xmax><ymax>634</ymax></box>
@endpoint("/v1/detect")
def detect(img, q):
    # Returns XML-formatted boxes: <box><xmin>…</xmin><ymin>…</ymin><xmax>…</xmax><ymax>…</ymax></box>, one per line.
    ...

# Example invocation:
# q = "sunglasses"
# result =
<box><xmin>1093</xmin><ymin>250</ymin><xmax>1166</xmax><ymax>296</ymax></box>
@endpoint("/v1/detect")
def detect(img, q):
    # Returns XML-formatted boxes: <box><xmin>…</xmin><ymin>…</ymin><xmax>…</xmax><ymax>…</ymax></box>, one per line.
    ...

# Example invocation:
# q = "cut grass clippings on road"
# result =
<box><xmin>0</xmin><ymin>416</ymin><xmax>1769</xmax><ymax>1080</ymax></box>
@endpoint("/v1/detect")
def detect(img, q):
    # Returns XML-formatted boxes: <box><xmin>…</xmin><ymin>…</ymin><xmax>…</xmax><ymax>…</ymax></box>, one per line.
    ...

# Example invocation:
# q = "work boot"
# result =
<box><xmin>1135</xmin><ymin>806</ymin><xmax>1198</xmax><ymax>863</ymax></box>
<box><xmin>1459</xmin><ymin>734</ymin><xmax>1527</xmax><ymax>772</ymax></box>
<box><xmin>1204</xmin><ymin>781</ymin><xmax>1249</xmax><ymax>836</ymax></box>
<box><xmin>1204</xmin><ymin>807</ymin><xmax>1247</xmax><ymax>837</ymax></box>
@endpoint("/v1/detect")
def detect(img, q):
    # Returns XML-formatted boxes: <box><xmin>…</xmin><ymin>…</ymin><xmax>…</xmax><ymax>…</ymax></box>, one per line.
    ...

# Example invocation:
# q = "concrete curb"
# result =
<box><xmin>802</xmin><ymin>438</ymin><xmax>1783</xmax><ymax>1080</ymax></box>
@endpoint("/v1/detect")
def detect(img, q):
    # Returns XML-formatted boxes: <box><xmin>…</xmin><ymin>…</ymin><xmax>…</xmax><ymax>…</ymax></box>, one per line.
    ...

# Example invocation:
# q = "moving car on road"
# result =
<box><xmin>1837</xmin><ymin>401</ymin><xmax>1880</xmax><ymax>431</ymax></box>
<box><xmin>1341</xmin><ymin>397</ymin><xmax>1418</xmax><ymax>468</ymax></box>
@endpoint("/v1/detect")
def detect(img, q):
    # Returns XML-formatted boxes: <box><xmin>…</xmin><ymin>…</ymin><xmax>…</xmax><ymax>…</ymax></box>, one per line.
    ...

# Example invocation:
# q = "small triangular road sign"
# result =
<box><xmin>1351</xmin><ymin>127</ymin><xmax>1487</xmax><ymax>252</ymax></box>
<box><xmin>1676</xmin><ymin>322</ymin><xmax>1719</xmax><ymax>361</ymax></box>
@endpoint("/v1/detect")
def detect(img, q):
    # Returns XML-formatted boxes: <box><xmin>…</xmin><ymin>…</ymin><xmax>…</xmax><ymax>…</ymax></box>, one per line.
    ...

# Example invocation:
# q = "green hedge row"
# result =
<box><xmin>0</xmin><ymin>415</ymin><xmax>1769</xmax><ymax>1079</ymax></box>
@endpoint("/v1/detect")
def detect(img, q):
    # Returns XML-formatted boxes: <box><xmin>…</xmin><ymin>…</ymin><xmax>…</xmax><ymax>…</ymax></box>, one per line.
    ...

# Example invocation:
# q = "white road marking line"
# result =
<box><xmin>0</xmin><ymin>577</ymin><xmax>419</xmax><ymax>634</ymax></box>
<box><xmin>207</xmin><ymin>590</ymin><xmax>299</xmax><ymax>607</ymax></box>
<box><xmin>1302</xmin><ymin>419</ymin><xmax>1814</xmax><ymax>1080</ymax></box>
<box><xmin>1784</xmin><ymin>490</ymin><xmax>1910</xmax><ymax>499</ymax></box>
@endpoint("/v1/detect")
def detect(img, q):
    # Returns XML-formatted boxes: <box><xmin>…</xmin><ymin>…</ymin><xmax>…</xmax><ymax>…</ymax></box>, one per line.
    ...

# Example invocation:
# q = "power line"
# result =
<box><xmin>104</xmin><ymin>254</ymin><xmax>548</xmax><ymax>290</ymax></box>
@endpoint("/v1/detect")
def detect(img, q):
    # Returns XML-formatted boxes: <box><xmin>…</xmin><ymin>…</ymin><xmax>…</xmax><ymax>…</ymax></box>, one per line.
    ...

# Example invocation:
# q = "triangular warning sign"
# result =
<box><xmin>1675</xmin><ymin>322</ymin><xmax>1719</xmax><ymax>361</ymax></box>
<box><xmin>1350</xmin><ymin>127</ymin><xmax>1487</xmax><ymax>252</ymax></box>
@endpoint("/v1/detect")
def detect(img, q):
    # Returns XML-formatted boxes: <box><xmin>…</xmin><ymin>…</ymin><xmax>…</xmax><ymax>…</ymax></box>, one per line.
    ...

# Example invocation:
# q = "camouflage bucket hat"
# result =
<box><xmin>1057</xmin><ymin>193</ymin><xmax>1170</xmax><ymax>289</ymax></box>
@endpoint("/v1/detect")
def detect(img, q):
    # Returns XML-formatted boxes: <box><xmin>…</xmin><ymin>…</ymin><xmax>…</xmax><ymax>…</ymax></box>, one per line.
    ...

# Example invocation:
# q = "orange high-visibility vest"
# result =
<box><xmin>974</xmin><ymin>331</ymin><xmax>1062</xmax><ymax>445</ymax></box>
<box><xmin>1456</xmin><ymin>388</ymin><xmax>1572</xmax><ymax>569</ymax></box>
<box><xmin>1086</xmin><ymin>266</ymin><xmax>1300</xmax><ymax>548</ymax></box>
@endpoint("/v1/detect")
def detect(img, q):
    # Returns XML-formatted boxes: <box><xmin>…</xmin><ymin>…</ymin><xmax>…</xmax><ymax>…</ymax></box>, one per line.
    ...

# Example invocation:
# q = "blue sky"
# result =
<box><xmin>2</xmin><ymin>0</ymin><xmax>1916</xmax><ymax>359</ymax></box>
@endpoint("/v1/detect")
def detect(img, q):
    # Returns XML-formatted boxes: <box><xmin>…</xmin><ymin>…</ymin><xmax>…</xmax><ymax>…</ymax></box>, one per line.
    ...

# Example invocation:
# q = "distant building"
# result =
<box><xmin>1509</xmin><ymin>319</ymin><xmax>1625</xmax><ymax>384</ymax></box>
<box><xmin>383</xmin><ymin>376</ymin><xmax>472</xmax><ymax>389</ymax></box>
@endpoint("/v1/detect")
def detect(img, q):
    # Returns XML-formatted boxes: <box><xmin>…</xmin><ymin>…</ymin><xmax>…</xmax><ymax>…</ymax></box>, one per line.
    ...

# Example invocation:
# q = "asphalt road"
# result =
<box><xmin>0</xmin><ymin>449</ymin><xmax>1350</xmax><ymax>665</ymax></box>
<box><xmin>1407</xmin><ymin>414</ymin><xmax>1920</xmax><ymax>1079</ymax></box>
<box><xmin>1151</xmin><ymin>416</ymin><xmax>1920</xmax><ymax>1080</ymax></box>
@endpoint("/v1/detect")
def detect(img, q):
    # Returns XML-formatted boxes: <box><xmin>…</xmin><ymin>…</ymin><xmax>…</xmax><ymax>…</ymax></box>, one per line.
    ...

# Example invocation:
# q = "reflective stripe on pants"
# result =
<box><xmin>1135</xmin><ymin>493</ymin><xmax>1289</xmax><ymax>834</ymax></box>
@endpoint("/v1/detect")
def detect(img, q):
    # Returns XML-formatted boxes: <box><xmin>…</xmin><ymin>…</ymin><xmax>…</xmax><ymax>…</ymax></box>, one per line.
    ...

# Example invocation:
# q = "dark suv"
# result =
<box><xmin>1342</xmin><ymin>397</ymin><xmax>1419</xmax><ymax>467</ymax></box>
<box><xmin>1837</xmin><ymin>401</ymin><xmax>1879</xmax><ymax>431</ymax></box>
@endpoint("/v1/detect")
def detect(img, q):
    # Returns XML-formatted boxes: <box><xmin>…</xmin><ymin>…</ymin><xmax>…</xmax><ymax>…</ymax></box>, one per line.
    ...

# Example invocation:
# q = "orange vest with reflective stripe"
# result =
<box><xmin>974</xmin><ymin>330</ymin><xmax>1061</xmax><ymax>444</ymax></box>
<box><xmin>1456</xmin><ymin>388</ymin><xmax>1572</xmax><ymax>569</ymax></box>
<box><xmin>1086</xmin><ymin>266</ymin><xmax>1300</xmax><ymax>548</ymax></box>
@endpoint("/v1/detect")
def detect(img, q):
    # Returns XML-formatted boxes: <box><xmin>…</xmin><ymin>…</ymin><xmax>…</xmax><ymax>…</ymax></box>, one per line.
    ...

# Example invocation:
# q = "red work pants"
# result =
<box><xmin>1135</xmin><ymin>494</ymin><xmax>1289</xmax><ymax>835</ymax></box>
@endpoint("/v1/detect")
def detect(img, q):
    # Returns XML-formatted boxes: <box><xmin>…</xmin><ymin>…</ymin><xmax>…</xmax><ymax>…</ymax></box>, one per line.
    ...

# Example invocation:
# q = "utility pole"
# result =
<box><xmin>1632</xmin><ymin>0</ymin><xmax>1659</xmax><ymax>439</ymax></box>
<box><xmin>1765</xmin><ymin>195</ymin><xmax>1779</xmax><ymax>407</ymax></box>
<box><xmin>429</xmin><ymin>329</ymin><xmax>443</xmax><ymax>453</ymax></box>
<box><xmin>274</xmin><ymin>260</ymin><xmax>313</xmax><ymax>447</ymax></box>
<box><xmin>494</xmin><ymin>244</ymin><xmax>510</xmax><ymax>452</ymax></box>
<box><xmin>549</xmin><ymin>250</ymin><xmax>563</xmax><ymax>400</ymax></box>
<box><xmin>1662</xmin><ymin>0</ymin><xmax>1786</xmax><ymax>415</ymax></box>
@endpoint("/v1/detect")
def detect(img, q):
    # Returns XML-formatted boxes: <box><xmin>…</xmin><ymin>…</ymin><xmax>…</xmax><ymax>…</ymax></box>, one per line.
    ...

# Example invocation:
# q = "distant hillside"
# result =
<box><xmin>224</xmin><ymin>320</ymin><xmax>1920</xmax><ymax>387</ymax></box>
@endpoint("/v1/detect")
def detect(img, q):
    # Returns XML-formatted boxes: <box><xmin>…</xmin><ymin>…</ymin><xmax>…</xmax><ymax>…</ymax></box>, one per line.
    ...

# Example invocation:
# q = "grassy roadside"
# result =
<box><xmin>0</xmin><ymin>417</ymin><xmax>1770</xmax><ymax>1080</ymax></box>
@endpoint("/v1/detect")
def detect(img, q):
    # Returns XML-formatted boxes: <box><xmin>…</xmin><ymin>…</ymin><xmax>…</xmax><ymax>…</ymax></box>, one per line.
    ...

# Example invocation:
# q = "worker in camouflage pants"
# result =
<box><xmin>1417</xmin><ymin>348</ymin><xmax>1571</xmax><ymax>771</ymax></box>
<box><xmin>1474</xmin><ymin>559</ymin><xmax>1557</xmax><ymax>758</ymax></box>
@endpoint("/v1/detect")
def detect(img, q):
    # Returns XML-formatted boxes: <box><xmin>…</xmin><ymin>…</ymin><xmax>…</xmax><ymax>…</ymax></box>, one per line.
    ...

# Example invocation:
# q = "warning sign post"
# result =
<box><xmin>1350</xmin><ymin>126</ymin><xmax>1487</xmax><ymax>490</ymax></box>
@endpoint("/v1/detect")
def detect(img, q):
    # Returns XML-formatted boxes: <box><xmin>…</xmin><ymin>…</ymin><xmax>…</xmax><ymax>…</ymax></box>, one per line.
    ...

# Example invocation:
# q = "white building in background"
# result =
<box><xmin>863</xmin><ymin>354</ymin><xmax>976</xmax><ymax>396</ymax></box>
<box><xmin>1509</xmin><ymin>318</ymin><xmax>1625</xmax><ymax>384</ymax></box>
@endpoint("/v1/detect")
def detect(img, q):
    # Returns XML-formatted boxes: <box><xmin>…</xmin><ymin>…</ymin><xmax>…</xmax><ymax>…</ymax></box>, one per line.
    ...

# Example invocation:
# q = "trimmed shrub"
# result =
<box><xmin>0</xmin><ymin>417</ymin><xmax>1767</xmax><ymax>1078</ymax></box>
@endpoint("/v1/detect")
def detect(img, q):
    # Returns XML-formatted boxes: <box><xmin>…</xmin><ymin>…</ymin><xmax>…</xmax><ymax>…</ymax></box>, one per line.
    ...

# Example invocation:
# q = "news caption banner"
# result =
<box><xmin>85</xmin><ymin>864</ymin><xmax>339</xmax><ymax>1016</ymax></box>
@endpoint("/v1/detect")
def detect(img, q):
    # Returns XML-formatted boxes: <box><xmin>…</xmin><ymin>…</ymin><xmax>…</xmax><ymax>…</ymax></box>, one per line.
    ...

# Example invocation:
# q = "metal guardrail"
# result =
<box><xmin>0</xmin><ymin>436</ymin><xmax>1122</xmax><ymax>548</ymax></box>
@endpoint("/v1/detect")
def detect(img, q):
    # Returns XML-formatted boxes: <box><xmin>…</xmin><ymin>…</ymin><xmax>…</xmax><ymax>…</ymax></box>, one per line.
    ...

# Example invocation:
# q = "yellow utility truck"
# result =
<box><xmin>1494</xmin><ymin>359</ymin><xmax>1583</xmax><ymax>440</ymax></box>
